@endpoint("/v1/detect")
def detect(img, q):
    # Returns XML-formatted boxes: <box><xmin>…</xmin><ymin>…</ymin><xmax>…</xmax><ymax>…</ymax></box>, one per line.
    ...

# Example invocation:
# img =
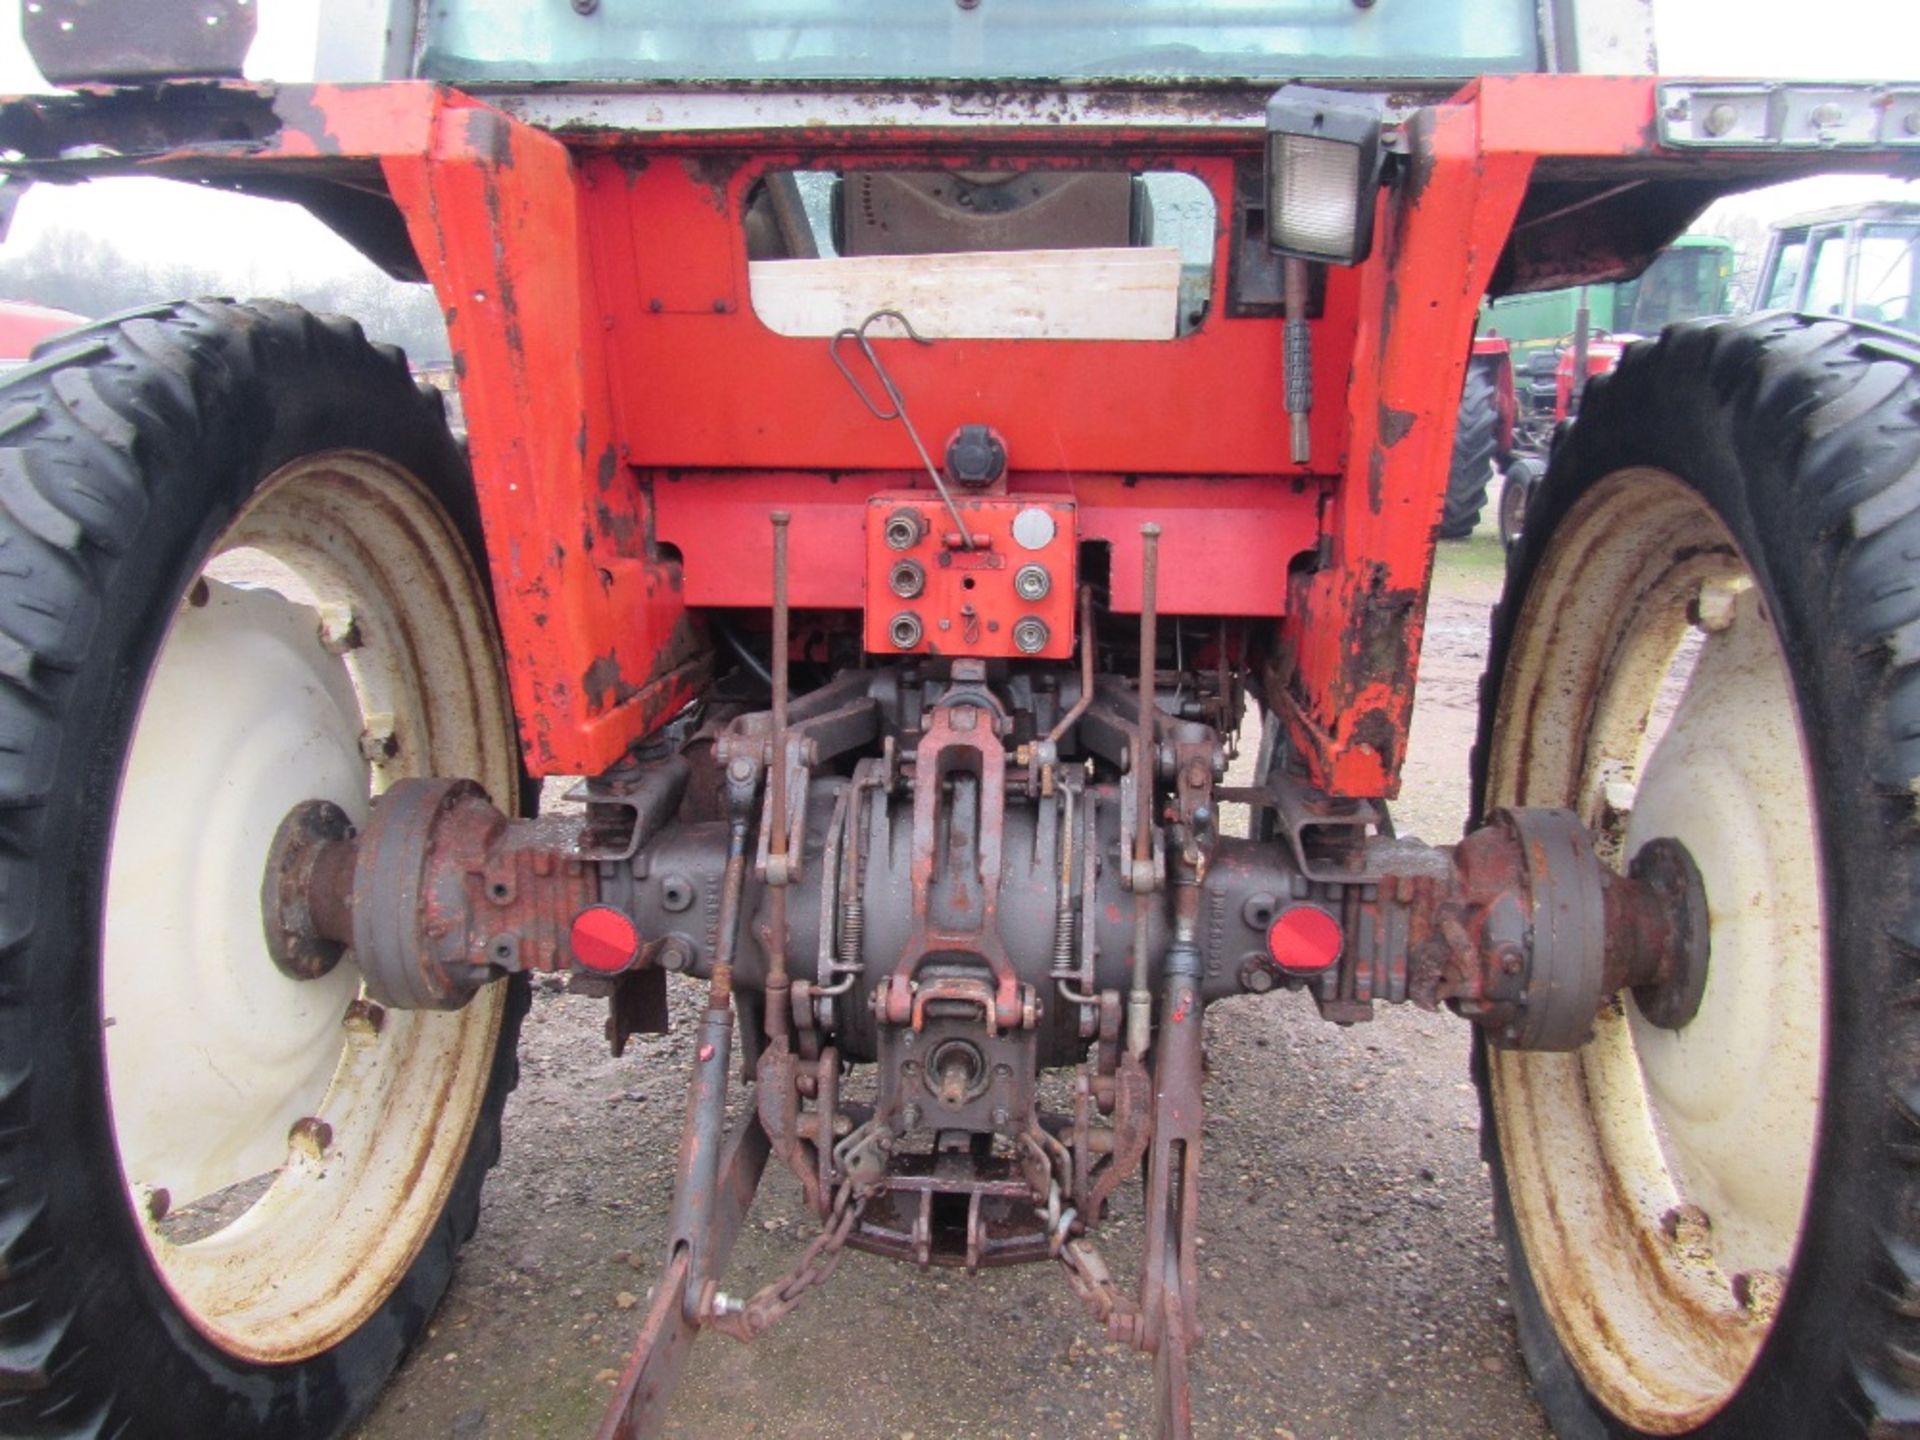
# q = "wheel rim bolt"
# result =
<box><xmin>359</xmin><ymin>715</ymin><xmax>399</xmax><ymax>762</ymax></box>
<box><xmin>343</xmin><ymin>998</ymin><xmax>386</xmax><ymax>1041</ymax></box>
<box><xmin>289</xmin><ymin>1116</ymin><xmax>334</xmax><ymax>1161</ymax></box>
<box><xmin>1732</xmin><ymin>1269</ymin><xmax>1783</xmax><ymax>1318</ymax></box>
<box><xmin>1660</xmin><ymin>1202</ymin><xmax>1712</xmax><ymax>1255</ymax></box>
<box><xmin>1688</xmin><ymin>580</ymin><xmax>1743</xmax><ymax>633</ymax></box>
<box><xmin>317</xmin><ymin>603</ymin><xmax>363</xmax><ymax>654</ymax></box>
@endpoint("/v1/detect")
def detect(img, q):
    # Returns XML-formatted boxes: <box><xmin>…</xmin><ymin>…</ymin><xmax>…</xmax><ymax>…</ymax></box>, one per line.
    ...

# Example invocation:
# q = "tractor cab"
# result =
<box><xmin>1758</xmin><ymin>199</ymin><xmax>1920</xmax><ymax>335</ymax></box>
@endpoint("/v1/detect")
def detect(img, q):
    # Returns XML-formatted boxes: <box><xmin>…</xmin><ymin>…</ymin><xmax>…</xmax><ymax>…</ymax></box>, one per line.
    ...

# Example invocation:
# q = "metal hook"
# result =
<box><xmin>827</xmin><ymin>308</ymin><xmax>973</xmax><ymax>549</ymax></box>
<box><xmin>827</xmin><ymin>309</ymin><xmax>932</xmax><ymax>420</ymax></box>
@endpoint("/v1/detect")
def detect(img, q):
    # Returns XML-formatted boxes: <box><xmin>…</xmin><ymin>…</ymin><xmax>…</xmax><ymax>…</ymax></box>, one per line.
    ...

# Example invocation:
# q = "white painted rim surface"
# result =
<box><xmin>1485</xmin><ymin>469</ymin><xmax>1826</xmax><ymax>1433</ymax></box>
<box><xmin>101</xmin><ymin>452</ymin><xmax>519</xmax><ymax>1364</ymax></box>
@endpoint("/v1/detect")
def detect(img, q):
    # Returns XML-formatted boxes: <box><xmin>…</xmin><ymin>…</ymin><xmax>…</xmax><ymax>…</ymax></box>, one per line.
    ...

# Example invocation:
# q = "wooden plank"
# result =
<box><xmin>748</xmin><ymin>246</ymin><xmax>1183</xmax><ymax>341</ymax></box>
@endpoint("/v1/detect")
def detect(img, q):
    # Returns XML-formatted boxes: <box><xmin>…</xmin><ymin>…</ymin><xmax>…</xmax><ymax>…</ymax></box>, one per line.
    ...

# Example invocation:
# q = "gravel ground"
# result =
<box><xmin>358</xmin><ymin>516</ymin><xmax>1549</xmax><ymax>1440</ymax></box>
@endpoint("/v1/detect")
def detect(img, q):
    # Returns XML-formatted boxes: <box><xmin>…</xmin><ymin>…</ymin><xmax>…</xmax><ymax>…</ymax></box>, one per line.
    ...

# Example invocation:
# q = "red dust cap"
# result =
<box><xmin>570</xmin><ymin>905</ymin><xmax>642</xmax><ymax>974</ymax></box>
<box><xmin>1266</xmin><ymin>904</ymin><xmax>1343</xmax><ymax>974</ymax></box>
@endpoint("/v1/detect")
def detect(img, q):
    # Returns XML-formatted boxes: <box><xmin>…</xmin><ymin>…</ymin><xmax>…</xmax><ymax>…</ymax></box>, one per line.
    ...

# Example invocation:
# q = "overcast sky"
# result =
<box><xmin>0</xmin><ymin>0</ymin><xmax>1912</xmax><ymax>287</ymax></box>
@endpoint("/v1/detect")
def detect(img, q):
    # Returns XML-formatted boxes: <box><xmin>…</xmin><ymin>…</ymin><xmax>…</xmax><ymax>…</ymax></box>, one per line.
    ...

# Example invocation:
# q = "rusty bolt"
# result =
<box><xmin>726</xmin><ymin>755</ymin><xmax>755</xmax><ymax>783</ymax></box>
<box><xmin>289</xmin><ymin>1117</ymin><xmax>333</xmax><ymax>1161</ymax></box>
<box><xmin>657</xmin><ymin>937</ymin><xmax>694</xmax><ymax>972</ymax></box>
<box><xmin>1661</xmin><ymin>1202</ymin><xmax>1712</xmax><ymax>1254</ymax></box>
<box><xmin>343</xmin><ymin>998</ymin><xmax>386</xmax><ymax>1041</ymax></box>
<box><xmin>359</xmin><ymin>715</ymin><xmax>399</xmax><ymax>763</ymax></box>
<box><xmin>1732</xmin><ymin>1269</ymin><xmax>1784</xmax><ymax>1318</ymax></box>
<box><xmin>145</xmin><ymin>1186</ymin><xmax>171</xmax><ymax>1223</ymax></box>
<box><xmin>1497</xmin><ymin>945</ymin><xmax>1525</xmax><ymax>977</ymax></box>
<box><xmin>1239</xmin><ymin>959</ymin><xmax>1276</xmax><ymax>994</ymax></box>
<box><xmin>317</xmin><ymin>603</ymin><xmax>362</xmax><ymax>655</ymax></box>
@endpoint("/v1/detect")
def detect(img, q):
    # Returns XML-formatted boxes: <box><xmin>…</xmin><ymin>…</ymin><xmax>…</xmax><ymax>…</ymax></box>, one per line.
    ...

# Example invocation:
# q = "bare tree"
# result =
<box><xmin>0</xmin><ymin>220</ymin><xmax>449</xmax><ymax>361</ymax></box>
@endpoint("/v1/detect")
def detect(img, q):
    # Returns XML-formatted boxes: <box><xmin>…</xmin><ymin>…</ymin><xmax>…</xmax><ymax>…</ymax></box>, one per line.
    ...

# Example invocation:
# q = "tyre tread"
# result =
<box><xmin>1471</xmin><ymin>313</ymin><xmax>1920</xmax><ymax>1438</ymax></box>
<box><xmin>0</xmin><ymin>300</ymin><xmax>523</xmax><ymax>1439</ymax></box>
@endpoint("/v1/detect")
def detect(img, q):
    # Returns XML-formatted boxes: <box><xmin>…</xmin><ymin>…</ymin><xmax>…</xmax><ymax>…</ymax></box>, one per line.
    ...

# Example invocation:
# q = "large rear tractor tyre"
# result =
<box><xmin>1440</xmin><ymin>352</ymin><xmax>1502</xmax><ymax>540</ymax></box>
<box><xmin>0</xmin><ymin>301</ymin><xmax>528</xmax><ymax>1438</ymax></box>
<box><xmin>1472</xmin><ymin>314</ymin><xmax>1920</xmax><ymax>1436</ymax></box>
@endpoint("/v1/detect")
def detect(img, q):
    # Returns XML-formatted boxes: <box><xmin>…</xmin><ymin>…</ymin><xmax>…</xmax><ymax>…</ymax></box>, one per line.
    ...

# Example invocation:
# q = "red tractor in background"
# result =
<box><xmin>0</xmin><ymin>296</ymin><xmax>84</xmax><ymax>371</ymax></box>
<box><xmin>1447</xmin><ymin>234</ymin><xmax>1739</xmax><ymax>545</ymax></box>
<box><xmin>0</xmin><ymin>5</ymin><xmax>1914</xmax><ymax>1439</ymax></box>
<box><xmin>1440</xmin><ymin>333</ymin><xmax>1520</xmax><ymax>539</ymax></box>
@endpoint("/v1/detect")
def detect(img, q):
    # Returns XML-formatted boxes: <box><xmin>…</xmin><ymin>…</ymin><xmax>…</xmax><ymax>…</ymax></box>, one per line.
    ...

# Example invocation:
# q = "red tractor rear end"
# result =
<box><xmin>0</xmin><ymin>6</ymin><xmax>1915</xmax><ymax>1437</ymax></box>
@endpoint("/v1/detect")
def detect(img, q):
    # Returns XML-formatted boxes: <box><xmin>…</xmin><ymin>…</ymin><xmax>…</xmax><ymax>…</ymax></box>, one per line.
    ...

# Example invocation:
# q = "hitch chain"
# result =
<box><xmin>1059</xmin><ymin>1234</ymin><xmax>1140</xmax><ymax>1341</ymax></box>
<box><xmin>700</xmin><ymin>1178</ymin><xmax>868</xmax><ymax>1342</ymax></box>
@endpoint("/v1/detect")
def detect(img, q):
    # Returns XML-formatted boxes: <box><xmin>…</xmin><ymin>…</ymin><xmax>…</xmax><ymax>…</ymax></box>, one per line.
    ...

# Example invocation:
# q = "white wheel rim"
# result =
<box><xmin>101</xmin><ymin>452</ymin><xmax>519</xmax><ymax>1364</ymax></box>
<box><xmin>1485</xmin><ymin>469</ymin><xmax>1826</xmax><ymax>1432</ymax></box>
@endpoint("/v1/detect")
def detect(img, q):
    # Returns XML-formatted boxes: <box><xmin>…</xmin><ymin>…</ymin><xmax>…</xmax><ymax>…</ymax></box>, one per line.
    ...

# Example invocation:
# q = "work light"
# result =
<box><xmin>1265</xmin><ymin>85</ymin><xmax>1387</xmax><ymax>266</ymax></box>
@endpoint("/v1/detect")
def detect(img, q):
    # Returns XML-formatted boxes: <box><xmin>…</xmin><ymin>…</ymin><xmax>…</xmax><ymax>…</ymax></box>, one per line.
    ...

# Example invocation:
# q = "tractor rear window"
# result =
<box><xmin>1612</xmin><ymin>247</ymin><xmax>1731</xmax><ymax>335</ymax></box>
<box><xmin>419</xmin><ymin>0</ymin><xmax>1540</xmax><ymax>84</ymax></box>
<box><xmin>745</xmin><ymin>170</ymin><xmax>1218</xmax><ymax>341</ymax></box>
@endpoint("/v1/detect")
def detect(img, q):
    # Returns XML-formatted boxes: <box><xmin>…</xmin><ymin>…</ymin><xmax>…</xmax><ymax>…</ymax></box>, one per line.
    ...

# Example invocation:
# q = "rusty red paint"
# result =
<box><xmin>587</xmin><ymin>151</ymin><xmax>1357</xmax><ymax>477</ymax></box>
<box><xmin>1276</xmin><ymin>92</ymin><xmax>1533</xmax><ymax>797</ymax></box>
<box><xmin>5</xmin><ymin>75</ymin><xmax>1875</xmax><ymax>794</ymax></box>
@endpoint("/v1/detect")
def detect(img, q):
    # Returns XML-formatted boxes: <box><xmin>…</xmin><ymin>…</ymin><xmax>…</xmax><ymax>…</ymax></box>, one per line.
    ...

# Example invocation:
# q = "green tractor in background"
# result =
<box><xmin>1445</xmin><ymin>233</ymin><xmax>1737</xmax><ymax>543</ymax></box>
<box><xmin>1754</xmin><ymin>200</ymin><xmax>1919</xmax><ymax>334</ymax></box>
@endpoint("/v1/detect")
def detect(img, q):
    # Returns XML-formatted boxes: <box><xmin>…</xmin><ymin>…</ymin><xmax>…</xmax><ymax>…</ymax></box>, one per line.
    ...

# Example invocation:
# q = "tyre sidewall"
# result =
<box><xmin>20</xmin><ymin>309</ymin><xmax>515</xmax><ymax>1438</ymax></box>
<box><xmin>1476</xmin><ymin>318</ymin><xmax>1916</xmax><ymax>1438</ymax></box>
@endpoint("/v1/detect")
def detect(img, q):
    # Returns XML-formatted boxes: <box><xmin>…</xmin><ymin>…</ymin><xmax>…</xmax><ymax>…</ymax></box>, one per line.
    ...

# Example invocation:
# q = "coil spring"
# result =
<box><xmin>839</xmin><ymin>898</ymin><xmax>864</xmax><ymax>968</ymax></box>
<box><xmin>1052</xmin><ymin>905</ymin><xmax>1076</xmax><ymax>973</ymax></box>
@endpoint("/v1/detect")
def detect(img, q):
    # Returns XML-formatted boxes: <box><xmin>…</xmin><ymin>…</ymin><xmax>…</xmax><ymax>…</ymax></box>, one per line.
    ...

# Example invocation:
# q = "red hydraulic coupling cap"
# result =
<box><xmin>570</xmin><ymin>904</ymin><xmax>642</xmax><ymax>974</ymax></box>
<box><xmin>1266</xmin><ymin>904</ymin><xmax>1343</xmax><ymax>974</ymax></box>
